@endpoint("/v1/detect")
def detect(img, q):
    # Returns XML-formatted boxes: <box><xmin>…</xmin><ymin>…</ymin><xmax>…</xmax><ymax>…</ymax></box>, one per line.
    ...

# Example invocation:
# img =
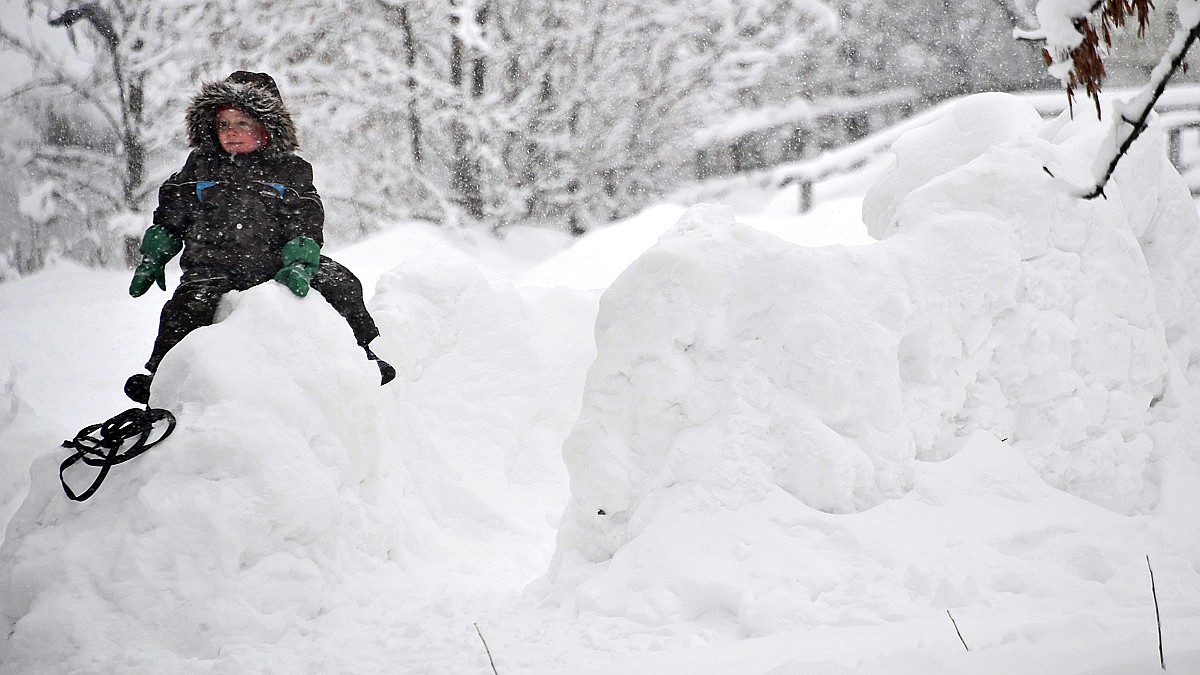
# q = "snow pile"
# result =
<box><xmin>546</xmin><ymin>93</ymin><xmax>1200</xmax><ymax>635</ymax></box>
<box><xmin>0</xmin><ymin>243</ymin><xmax>601</xmax><ymax>671</ymax></box>
<box><xmin>0</xmin><ymin>371</ymin><xmax>49</xmax><ymax>546</ymax></box>
<box><xmin>861</xmin><ymin>93</ymin><xmax>1046</xmax><ymax>240</ymax></box>
<box><xmin>868</xmin><ymin>93</ymin><xmax>1200</xmax><ymax>508</ymax></box>
<box><xmin>0</xmin><ymin>284</ymin><xmax>417</xmax><ymax>671</ymax></box>
<box><xmin>364</xmin><ymin>252</ymin><xmax>596</xmax><ymax>550</ymax></box>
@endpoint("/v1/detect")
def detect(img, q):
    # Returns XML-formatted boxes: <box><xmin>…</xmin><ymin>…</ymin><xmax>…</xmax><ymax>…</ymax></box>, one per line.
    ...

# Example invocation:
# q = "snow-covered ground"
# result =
<box><xmin>2</xmin><ymin>92</ymin><xmax>1199</xmax><ymax>674</ymax></box>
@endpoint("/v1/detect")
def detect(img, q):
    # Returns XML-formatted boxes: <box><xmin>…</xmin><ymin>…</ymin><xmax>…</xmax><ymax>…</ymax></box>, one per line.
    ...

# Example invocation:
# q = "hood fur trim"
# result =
<box><xmin>185</xmin><ymin>78</ymin><xmax>299</xmax><ymax>156</ymax></box>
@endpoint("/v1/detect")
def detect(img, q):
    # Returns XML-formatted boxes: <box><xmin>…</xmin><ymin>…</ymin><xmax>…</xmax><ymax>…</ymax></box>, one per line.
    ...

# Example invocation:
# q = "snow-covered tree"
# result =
<box><xmin>0</xmin><ymin>1</ymin><xmax>209</xmax><ymax>271</ymax></box>
<box><xmin>343</xmin><ymin>0</ymin><xmax>838</xmax><ymax>233</ymax></box>
<box><xmin>17</xmin><ymin>0</ymin><xmax>1195</xmax><ymax>279</ymax></box>
<box><xmin>818</xmin><ymin>0</ymin><xmax>1048</xmax><ymax>103</ymax></box>
<box><xmin>483</xmin><ymin>0</ymin><xmax>837</xmax><ymax>232</ymax></box>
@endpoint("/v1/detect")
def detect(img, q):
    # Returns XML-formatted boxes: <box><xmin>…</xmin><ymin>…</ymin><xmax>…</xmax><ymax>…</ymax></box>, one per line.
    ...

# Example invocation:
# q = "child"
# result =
<box><xmin>124</xmin><ymin>71</ymin><xmax>394</xmax><ymax>404</ymax></box>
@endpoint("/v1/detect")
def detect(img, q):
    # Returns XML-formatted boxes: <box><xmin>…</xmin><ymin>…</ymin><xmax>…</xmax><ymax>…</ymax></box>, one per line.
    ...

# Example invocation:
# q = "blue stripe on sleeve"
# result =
<box><xmin>196</xmin><ymin>181</ymin><xmax>218</xmax><ymax>203</ymax></box>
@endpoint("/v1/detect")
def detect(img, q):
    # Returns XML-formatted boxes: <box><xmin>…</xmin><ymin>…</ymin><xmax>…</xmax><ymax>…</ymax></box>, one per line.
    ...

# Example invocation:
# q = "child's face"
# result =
<box><xmin>216</xmin><ymin>108</ymin><xmax>265</xmax><ymax>154</ymax></box>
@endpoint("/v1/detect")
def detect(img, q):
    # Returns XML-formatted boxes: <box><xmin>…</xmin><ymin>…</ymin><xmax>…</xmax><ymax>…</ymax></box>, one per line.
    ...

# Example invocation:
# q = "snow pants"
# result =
<box><xmin>145</xmin><ymin>255</ymin><xmax>380</xmax><ymax>372</ymax></box>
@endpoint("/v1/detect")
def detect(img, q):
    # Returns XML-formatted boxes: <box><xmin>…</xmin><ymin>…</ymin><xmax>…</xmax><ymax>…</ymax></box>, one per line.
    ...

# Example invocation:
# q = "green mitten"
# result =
<box><xmin>275</xmin><ymin>264</ymin><xmax>314</xmax><ymax>297</ymax></box>
<box><xmin>129</xmin><ymin>225</ymin><xmax>182</xmax><ymax>297</ymax></box>
<box><xmin>274</xmin><ymin>236</ymin><xmax>320</xmax><ymax>298</ymax></box>
<box><xmin>129</xmin><ymin>260</ymin><xmax>166</xmax><ymax>297</ymax></box>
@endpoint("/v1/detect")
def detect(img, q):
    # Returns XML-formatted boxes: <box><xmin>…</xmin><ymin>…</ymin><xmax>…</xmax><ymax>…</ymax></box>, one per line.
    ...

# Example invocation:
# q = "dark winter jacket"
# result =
<box><xmin>153</xmin><ymin>72</ymin><xmax>323</xmax><ymax>287</ymax></box>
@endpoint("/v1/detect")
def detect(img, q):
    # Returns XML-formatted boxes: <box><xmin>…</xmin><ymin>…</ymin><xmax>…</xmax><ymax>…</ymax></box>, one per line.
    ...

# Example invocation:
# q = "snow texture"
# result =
<box><xmin>2</xmin><ymin>93</ymin><xmax>1200</xmax><ymax>673</ymax></box>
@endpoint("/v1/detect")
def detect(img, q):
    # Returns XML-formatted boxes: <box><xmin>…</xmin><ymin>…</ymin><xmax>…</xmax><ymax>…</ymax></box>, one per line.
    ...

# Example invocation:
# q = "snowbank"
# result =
<box><xmin>0</xmin><ymin>371</ymin><xmax>50</xmax><ymax>549</ymax></box>
<box><xmin>0</xmin><ymin>247</ymin><xmax>599</xmax><ymax>671</ymax></box>
<box><xmin>0</xmin><ymin>285</ymin><xmax>416</xmax><ymax>670</ymax></box>
<box><xmin>365</xmin><ymin>253</ymin><xmax>595</xmax><ymax>536</ymax></box>
<box><xmin>546</xmin><ymin>93</ymin><xmax>1200</xmax><ymax>635</ymax></box>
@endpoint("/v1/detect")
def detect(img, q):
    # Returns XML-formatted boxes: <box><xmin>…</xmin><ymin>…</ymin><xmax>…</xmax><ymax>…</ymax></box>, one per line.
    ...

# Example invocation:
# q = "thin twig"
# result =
<box><xmin>1147</xmin><ymin>556</ymin><xmax>1165</xmax><ymax>670</ymax></box>
<box><xmin>474</xmin><ymin>622</ymin><xmax>499</xmax><ymax>675</ymax></box>
<box><xmin>947</xmin><ymin>610</ymin><xmax>970</xmax><ymax>652</ymax></box>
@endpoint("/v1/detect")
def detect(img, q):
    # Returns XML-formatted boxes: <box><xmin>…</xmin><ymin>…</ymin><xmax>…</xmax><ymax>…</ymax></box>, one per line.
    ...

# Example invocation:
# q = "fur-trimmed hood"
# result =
<box><xmin>185</xmin><ymin>72</ymin><xmax>299</xmax><ymax>157</ymax></box>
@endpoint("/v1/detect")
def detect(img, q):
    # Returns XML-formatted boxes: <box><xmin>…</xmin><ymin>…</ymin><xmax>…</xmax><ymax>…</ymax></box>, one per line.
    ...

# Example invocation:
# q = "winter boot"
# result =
<box><xmin>364</xmin><ymin>345</ymin><xmax>396</xmax><ymax>386</ymax></box>
<box><xmin>124</xmin><ymin>373</ymin><xmax>154</xmax><ymax>405</ymax></box>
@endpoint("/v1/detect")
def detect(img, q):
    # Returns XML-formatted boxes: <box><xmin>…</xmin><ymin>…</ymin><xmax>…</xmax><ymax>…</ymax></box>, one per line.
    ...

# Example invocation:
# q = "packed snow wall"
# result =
<box><xmin>547</xmin><ymin>93</ymin><xmax>1200</xmax><ymax>630</ymax></box>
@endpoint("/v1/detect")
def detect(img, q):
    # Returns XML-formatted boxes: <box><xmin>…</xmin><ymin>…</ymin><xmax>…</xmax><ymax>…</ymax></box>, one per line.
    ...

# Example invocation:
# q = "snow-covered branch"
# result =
<box><xmin>1024</xmin><ymin>0</ymin><xmax>1200</xmax><ymax>199</ymax></box>
<box><xmin>1085</xmin><ymin>4</ymin><xmax>1200</xmax><ymax>198</ymax></box>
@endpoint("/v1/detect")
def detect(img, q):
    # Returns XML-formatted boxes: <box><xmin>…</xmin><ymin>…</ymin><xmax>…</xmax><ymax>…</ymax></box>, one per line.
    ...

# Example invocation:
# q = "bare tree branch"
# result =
<box><xmin>1082</xmin><ymin>12</ymin><xmax>1200</xmax><ymax>199</ymax></box>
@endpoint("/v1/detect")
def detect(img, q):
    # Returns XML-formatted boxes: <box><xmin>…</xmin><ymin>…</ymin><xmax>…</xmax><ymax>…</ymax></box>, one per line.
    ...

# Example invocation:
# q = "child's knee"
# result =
<box><xmin>172</xmin><ymin>280</ymin><xmax>229</xmax><ymax>315</ymax></box>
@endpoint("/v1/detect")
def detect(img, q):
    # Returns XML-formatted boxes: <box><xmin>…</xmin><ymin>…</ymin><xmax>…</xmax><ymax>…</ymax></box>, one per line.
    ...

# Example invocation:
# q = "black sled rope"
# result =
<box><xmin>60</xmin><ymin>407</ymin><xmax>176</xmax><ymax>501</ymax></box>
